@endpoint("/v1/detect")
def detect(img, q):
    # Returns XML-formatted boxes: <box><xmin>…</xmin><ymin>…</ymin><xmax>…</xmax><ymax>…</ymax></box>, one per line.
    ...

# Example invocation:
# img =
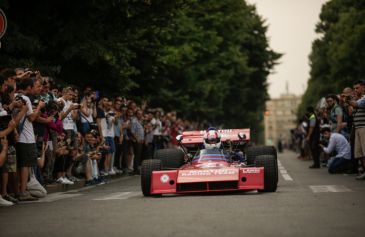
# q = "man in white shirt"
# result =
<box><xmin>16</xmin><ymin>78</ymin><xmax>45</xmax><ymax>201</ymax></box>
<box><xmin>58</xmin><ymin>87</ymin><xmax>79</xmax><ymax>149</ymax></box>
<box><xmin>319</xmin><ymin>127</ymin><xmax>351</xmax><ymax>174</ymax></box>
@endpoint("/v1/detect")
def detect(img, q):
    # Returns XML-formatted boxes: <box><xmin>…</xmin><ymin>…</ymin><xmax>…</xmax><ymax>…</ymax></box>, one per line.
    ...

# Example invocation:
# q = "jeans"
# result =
<box><xmin>328</xmin><ymin>157</ymin><xmax>349</xmax><ymax>174</ymax></box>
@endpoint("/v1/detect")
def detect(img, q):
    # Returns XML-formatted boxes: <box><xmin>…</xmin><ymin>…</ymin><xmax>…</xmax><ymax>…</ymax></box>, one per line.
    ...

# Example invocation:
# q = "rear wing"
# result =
<box><xmin>181</xmin><ymin>129</ymin><xmax>250</xmax><ymax>145</ymax></box>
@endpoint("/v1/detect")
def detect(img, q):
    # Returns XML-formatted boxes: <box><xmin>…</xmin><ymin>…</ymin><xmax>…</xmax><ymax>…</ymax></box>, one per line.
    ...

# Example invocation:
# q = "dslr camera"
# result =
<box><xmin>14</xmin><ymin>95</ymin><xmax>27</xmax><ymax>105</ymax></box>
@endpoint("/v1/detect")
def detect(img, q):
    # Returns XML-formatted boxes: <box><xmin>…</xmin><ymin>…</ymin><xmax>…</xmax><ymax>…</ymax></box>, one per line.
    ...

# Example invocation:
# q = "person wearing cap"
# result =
<box><xmin>319</xmin><ymin>127</ymin><xmax>351</xmax><ymax>174</ymax></box>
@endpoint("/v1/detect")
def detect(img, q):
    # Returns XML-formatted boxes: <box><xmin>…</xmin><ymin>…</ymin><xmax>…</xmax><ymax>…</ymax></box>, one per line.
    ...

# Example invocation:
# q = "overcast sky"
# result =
<box><xmin>246</xmin><ymin>0</ymin><xmax>328</xmax><ymax>98</ymax></box>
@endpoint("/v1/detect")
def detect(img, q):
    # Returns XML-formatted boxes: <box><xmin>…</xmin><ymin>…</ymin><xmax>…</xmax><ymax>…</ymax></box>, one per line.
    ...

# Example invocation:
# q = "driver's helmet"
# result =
<box><xmin>203</xmin><ymin>128</ymin><xmax>221</xmax><ymax>149</ymax></box>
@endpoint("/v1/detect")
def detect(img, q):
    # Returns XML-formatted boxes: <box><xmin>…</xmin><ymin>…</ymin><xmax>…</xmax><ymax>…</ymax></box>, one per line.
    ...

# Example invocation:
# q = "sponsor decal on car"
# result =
<box><xmin>180</xmin><ymin>169</ymin><xmax>237</xmax><ymax>177</ymax></box>
<box><xmin>160</xmin><ymin>174</ymin><xmax>170</xmax><ymax>183</ymax></box>
<box><xmin>196</xmin><ymin>163</ymin><xmax>225</xmax><ymax>168</ymax></box>
<box><xmin>241</xmin><ymin>168</ymin><xmax>261</xmax><ymax>174</ymax></box>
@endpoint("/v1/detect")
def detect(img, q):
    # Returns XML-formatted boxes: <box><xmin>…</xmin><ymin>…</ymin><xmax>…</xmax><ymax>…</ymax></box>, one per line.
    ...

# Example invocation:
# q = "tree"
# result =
<box><xmin>0</xmin><ymin>0</ymin><xmax>280</xmax><ymax>142</ymax></box>
<box><xmin>299</xmin><ymin>0</ymin><xmax>365</xmax><ymax>116</ymax></box>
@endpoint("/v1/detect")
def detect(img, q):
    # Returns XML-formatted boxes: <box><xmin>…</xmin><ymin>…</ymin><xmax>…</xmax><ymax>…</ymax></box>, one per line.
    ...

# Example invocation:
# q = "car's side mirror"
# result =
<box><xmin>176</xmin><ymin>135</ymin><xmax>183</xmax><ymax>143</ymax></box>
<box><xmin>238</xmin><ymin>132</ymin><xmax>246</xmax><ymax>140</ymax></box>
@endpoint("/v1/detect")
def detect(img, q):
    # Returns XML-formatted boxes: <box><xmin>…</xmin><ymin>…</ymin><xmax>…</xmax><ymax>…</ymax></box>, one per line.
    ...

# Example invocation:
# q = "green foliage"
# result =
<box><xmin>0</xmin><ymin>0</ymin><xmax>279</xmax><ymax>141</ymax></box>
<box><xmin>299</xmin><ymin>0</ymin><xmax>365</xmax><ymax>116</ymax></box>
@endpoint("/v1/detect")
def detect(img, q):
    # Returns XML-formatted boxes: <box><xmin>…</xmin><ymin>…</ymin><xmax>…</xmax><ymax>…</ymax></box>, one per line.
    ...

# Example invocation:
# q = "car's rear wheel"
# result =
<box><xmin>255</xmin><ymin>155</ymin><xmax>278</xmax><ymax>192</ymax></box>
<box><xmin>141</xmin><ymin>159</ymin><xmax>162</xmax><ymax>196</ymax></box>
<box><xmin>245</xmin><ymin>146</ymin><xmax>277</xmax><ymax>164</ymax></box>
<box><xmin>154</xmin><ymin>148</ymin><xmax>184</xmax><ymax>169</ymax></box>
<box><xmin>245</xmin><ymin>146</ymin><xmax>278</xmax><ymax>183</ymax></box>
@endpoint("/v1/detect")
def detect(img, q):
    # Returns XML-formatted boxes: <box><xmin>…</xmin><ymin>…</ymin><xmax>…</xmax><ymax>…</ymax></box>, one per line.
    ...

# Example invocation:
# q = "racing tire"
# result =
<box><xmin>141</xmin><ymin>159</ymin><xmax>162</xmax><ymax>196</ymax></box>
<box><xmin>154</xmin><ymin>148</ymin><xmax>184</xmax><ymax>169</ymax></box>
<box><xmin>245</xmin><ymin>146</ymin><xmax>278</xmax><ymax>184</ymax></box>
<box><xmin>255</xmin><ymin>155</ymin><xmax>278</xmax><ymax>192</ymax></box>
<box><xmin>245</xmin><ymin>146</ymin><xmax>277</xmax><ymax>165</ymax></box>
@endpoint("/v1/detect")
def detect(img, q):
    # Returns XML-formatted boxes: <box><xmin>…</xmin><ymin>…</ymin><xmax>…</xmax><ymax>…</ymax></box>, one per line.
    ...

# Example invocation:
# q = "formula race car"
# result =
<box><xmin>141</xmin><ymin>128</ymin><xmax>278</xmax><ymax>196</ymax></box>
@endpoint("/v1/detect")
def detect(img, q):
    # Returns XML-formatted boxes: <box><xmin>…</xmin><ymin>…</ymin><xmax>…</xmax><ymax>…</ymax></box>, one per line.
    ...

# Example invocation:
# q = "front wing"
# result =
<box><xmin>150</xmin><ymin>167</ymin><xmax>264</xmax><ymax>194</ymax></box>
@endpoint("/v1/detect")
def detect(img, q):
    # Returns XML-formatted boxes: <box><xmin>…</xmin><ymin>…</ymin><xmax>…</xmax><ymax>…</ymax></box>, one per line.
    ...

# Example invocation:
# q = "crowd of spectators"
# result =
<box><xmin>292</xmin><ymin>80</ymin><xmax>365</xmax><ymax>179</ymax></box>
<box><xmin>0</xmin><ymin>67</ymin><xmax>197</xmax><ymax>206</ymax></box>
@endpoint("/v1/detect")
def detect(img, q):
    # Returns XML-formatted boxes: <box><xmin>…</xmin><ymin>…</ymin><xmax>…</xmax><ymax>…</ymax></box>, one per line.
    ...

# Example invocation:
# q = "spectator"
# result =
<box><xmin>131</xmin><ymin>109</ymin><xmax>144</xmax><ymax>175</ymax></box>
<box><xmin>96</xmin><ymin>97</ymin><xmax>115</xmax><ymax>175</ymax></box>
<box><xmin>347</xmin><ymin>80</ymin><xmax>365</xmax><ymax>180</ymax></box>
<box><xmin>16</xmin><ymin>77</ymin><xmax>46</xmax><ymax>201</ymax></box>
<box><xmin>325</xmin><ymin>94</ymin><xmax>343</xmax><ymax>133</ymax></box>
<box><xmin>151</xmin><ymin>110</ymin><xmax>163</xmax><ymax>152</ymax></box>
<box><xmin>0</xmin><ymin>137</ymin><xmax>14</xmax><ymax>206</ymax></box>
<box><xmin>319</xmin><ymin>127</ymin><xmax>351</xmax><ymax>174</ymax></box>
<box><xmin>112</xmin><ymin>98</ymin><xmax>124</xmax><ymax>172</ymax></box>
<box><xmin>305</xmin><ymin>106</ymin><xmax>321</xmax><ymax>169</ymax></box>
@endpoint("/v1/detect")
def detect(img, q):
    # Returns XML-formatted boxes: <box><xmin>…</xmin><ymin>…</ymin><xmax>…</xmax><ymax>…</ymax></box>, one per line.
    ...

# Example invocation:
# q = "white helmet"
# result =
<box><xmin>203</xmin><ymin>128</ymin><xmax>221</xmax><ymax>149</ymax></box>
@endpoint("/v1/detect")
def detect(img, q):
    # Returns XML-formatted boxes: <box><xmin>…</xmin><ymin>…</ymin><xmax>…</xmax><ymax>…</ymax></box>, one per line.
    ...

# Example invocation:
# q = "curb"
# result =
<box><xmin>45</xmin><ymin>173</ymin><xmax>128</xmax><ymax>194</ymax></box>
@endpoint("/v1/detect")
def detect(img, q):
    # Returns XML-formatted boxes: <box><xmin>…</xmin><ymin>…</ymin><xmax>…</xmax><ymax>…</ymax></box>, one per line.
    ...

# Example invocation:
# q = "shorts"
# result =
<box><xmin>0</xmin><ymin>146</ymin><xmax>17</xmax><ymax>173</ymax></box>
<box><xmin>104</xmin><ymin>137</ymin><xmax>115</xmax><ymax>154</ymax></box>
<box><xmin>16</xmin><ymin>143</ymin><xmax>38</xmax><ymax>168</ymax></box>
<box><xmin>354</xmin><ymin>127</ymin><xmax>365</xmax><ymax>159</ymax></box>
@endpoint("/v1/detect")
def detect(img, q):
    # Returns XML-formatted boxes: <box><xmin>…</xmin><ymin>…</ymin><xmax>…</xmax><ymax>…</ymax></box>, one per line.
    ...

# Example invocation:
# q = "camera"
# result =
<box><xmin>33</xmin><ymin>98</ymin><xmax>45</xmax><ymax>105</ymax></box>
<box><xmin>15</xmin><ymin>95</ymin><xmax>27</xmax><ymax>105</ymax></box>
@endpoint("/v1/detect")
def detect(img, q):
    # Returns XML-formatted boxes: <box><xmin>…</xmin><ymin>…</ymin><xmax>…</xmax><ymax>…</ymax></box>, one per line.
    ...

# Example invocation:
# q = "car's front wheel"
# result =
<box><xmin>141</xmin><ymin>159</ymin><xmax>162</xmax><ymax>196</ymax></box>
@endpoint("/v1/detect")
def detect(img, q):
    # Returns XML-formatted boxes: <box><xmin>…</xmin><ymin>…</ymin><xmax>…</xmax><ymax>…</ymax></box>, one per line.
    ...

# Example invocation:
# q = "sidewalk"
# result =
<box><xmin>45</xmin><ymin>173</ymin><xmax>127</xmax><ymax>194</ymax></box>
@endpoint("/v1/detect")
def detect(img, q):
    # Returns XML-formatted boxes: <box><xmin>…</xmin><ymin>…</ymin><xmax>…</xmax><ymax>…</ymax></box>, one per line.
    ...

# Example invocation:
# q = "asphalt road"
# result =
<box><xmin>1</xmin><ymin>150</ymin><xmax>364</xmax><ymax>237</ymax></box>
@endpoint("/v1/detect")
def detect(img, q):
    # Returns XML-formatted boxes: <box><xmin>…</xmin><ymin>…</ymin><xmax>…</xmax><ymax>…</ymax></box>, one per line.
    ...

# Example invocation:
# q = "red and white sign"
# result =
<box><xmin>0</xmin><ymin>9</ymin><xmax>7</xmax><ymax>39</ymax></box>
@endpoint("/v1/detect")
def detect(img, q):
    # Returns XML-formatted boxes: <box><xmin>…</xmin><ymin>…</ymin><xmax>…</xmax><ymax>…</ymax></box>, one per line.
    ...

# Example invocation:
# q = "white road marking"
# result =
<box><xmin>93</xmin><ymin>191</ymin><xmax>142</xmax><ymax>201</ymax></box>
<box><xmin>278</xmin><ymin>159</ymin><xmax>293</xmax><ymax>181</ymax></box>
<box><xmin>41</xmin><ymin>193</ymin><xmax>82</xmax><ymax>202</ymax></box>
<box><xmin>281</xmin><ymin>174</ymin><xmax>293</xmax><ymax>181</ymax></box>
<box><xmin>310</xmin><ymin>185</ymin><xmax>352</xmax><ymax>193</ymax></box>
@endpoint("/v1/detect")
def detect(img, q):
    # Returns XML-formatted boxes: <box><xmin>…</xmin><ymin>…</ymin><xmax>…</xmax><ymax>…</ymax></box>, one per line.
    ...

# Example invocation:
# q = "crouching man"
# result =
<box><xmin>319</xmin><ymin>127</ymin><xmax>351</xmax><ymax>174</ymax></box>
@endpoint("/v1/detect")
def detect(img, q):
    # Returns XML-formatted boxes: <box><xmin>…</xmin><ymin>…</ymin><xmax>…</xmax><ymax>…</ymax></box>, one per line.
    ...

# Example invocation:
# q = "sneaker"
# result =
<box><xmin>18</xmin><ymin>192</ymin><xmax>38</xmax><ymax>202</ymax></box>
<box><xmin>108</xmin><ymin>169</ymin><xmax>116</xmax><ymax>175</ymax></box>
<box><xmin>309</xmin><ymin>164</ymin><xmax>320</xmax><ymax>169</ymax></box>
<box><xmin>100</xmin><ymin>170</ymin><xmax>109</xmax><ymax>176</ymax></box>
<box><xmin>67</xmin><ymin>175</ymin><xmax>80</xmax><ymax>182</ymax></box>
<box><xmin>113</xmin><ymin>167</ymin><xmax>123</xmax><ymax>174</ymax></box>
<box><xmin>3</xmin><ymin>194</ymin><xmax>18</xmax><ymax>204</ymax></box>
<box><xmin>94</xmin><ymin>177</ymin><xmax>106</xmax><ymax>185</ymax></box>
<box><xmin>62</xmin><ymin>177</ymin><xmax>74</xmax><ymax>185</ymax></box>
<box><xmin>56</xmin><ymin>177</ymin><xmax>65</xmax><ymax>184</ymax></box>
<box><xmin>84</xmin><ymin>180</ymin><xmax>96</xmax><ymax>187</ymax></box>
<box><xmin>0</xmin><ymin>196</ymin><xmax>14</xmax><ymax>206</ymax></box>
<box><xmin>355</xmin><ymin>173</ymin><xmax>365</xmax><ymax>180</ymax></box>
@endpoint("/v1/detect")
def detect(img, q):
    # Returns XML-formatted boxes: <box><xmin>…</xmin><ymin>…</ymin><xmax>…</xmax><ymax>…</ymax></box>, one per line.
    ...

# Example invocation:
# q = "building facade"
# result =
<box><xmin>264</xmin><ymin>93</ymin><xmax>301</xmax><ymax>148</ymax></box>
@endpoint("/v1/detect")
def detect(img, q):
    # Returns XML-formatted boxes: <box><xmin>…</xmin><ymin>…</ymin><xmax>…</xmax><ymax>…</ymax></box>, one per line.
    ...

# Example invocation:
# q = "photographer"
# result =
<box><xmin>15</xmin><ymin>77</ymin><xmax>45</xmax><ymax>201</ymax></box>
<box><xmin>79</xmin><ymin>92</ymin><xmax>96</xmax><ymax>135</ymax></box>
<box><xmin>319</xmin><ymin>127</ymin><xmax>351</xmax><ymax>174</ymax></box>
<box><xmin>58</xmin><ymin>87</ymin><xmax>80</xmax><ymax>150</ymax></box>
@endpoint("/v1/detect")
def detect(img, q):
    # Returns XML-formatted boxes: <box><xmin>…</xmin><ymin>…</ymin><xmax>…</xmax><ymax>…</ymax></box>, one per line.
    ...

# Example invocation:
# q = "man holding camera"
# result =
<box><xmin>15</xmin><ymin>78</ymin><xmax>45</xmax><ymax>201</ymax></box>
<box><xmin>347</xmin><ymin>80</ymin><xmax>365</xmax><ymax>180</ymax></box>
<box><xmin>319</xmin><ymin>127</ymin><xmax>351</xmax><ymax>174</ymax></box>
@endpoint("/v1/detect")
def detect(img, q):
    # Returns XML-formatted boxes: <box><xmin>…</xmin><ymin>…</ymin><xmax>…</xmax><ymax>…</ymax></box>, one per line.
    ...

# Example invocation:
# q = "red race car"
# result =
<box><xmin>141</xmin><ymin>128</ymin><xmax>278</xmax><ymax>196</ymax></box>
